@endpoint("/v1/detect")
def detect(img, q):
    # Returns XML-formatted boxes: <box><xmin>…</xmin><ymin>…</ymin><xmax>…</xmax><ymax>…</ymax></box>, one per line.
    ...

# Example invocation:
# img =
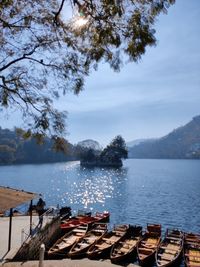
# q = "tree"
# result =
<box><xmin>80</xmin><ymin>148</ymin><xmax>97</xmax><ymax>162</ymax></box>
<box><xmin>101</xmin><ymin>135</ymin><xmax>128</xmax><ymax>163</ymax></box>
<box><xmin>0</xmin><ymin>0</ymin><xmax>175</xmax><ymax>145</ymax></box>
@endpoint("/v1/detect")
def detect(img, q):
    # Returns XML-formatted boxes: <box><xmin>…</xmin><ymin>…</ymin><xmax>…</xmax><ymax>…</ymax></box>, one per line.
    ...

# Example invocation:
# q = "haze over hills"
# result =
<box><xmin>129</xmin><ymin>115</ymin><xmax>200</xmax><ymax>159</ymax></box>
<box><xmin>0</xmin><ymin>115</ymin><xmax>200</xmax><ymax>164</ymax></box>
<box><xmin>126</xmin><ymin>139</ymin><xmax>157</xmax><ymax>148</ymax></box>
<box><xmin>0</xmin><ymin>130</ymin><xmax>102</xmax><ymax>165</ymax></box>
<box><xmin>77</xmin><ymin>139</ymin><xmax>102</xmax><ymax>151</ymax></box>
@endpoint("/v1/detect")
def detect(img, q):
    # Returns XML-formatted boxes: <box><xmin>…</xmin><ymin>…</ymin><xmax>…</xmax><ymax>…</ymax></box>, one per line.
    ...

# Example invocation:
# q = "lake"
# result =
<box><xmin>0</xmin><ymin>159</ymin><xmax>199</xmax><ymax>266</ymax></box>
<box><xmin>0</xmin><ymin>159</ymin><xmax>199</xmax><ymax>233</ymax></box>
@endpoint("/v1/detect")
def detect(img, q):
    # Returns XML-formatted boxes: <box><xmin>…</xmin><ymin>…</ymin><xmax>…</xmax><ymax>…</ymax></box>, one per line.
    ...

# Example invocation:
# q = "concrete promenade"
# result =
<box><xmin>0</xmin><ymin>215</ymin><xmax>53</xmax><ymax>260</ymax></box>
<box><xmin>0</xmin><ymin>216</ymin><xmax>37</xmax><ymax>259</ymax></box>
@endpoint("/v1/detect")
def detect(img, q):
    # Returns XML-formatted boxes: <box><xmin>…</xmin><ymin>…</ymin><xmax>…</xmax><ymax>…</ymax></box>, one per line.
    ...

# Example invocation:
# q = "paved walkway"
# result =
<box><xmin>0</xmin><ymin>215</ymin><xmax>53</xmax><ymax>260</ymax></box>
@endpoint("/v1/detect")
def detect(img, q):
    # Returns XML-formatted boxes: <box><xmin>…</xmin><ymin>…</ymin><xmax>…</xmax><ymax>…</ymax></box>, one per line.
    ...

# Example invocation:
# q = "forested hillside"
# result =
<box><xmin>129</xmin><ymin>116</ymin><xmax>200</xmax><ymax>159</ymax></box>
<box><xmin>0</xmin><ymin>127</ymin><xmax>77</xmax><ymax>164</ymax></box>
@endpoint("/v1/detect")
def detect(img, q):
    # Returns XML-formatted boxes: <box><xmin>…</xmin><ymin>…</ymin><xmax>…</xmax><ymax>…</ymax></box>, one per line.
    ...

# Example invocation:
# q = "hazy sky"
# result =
<box><xmin>1</xmin><ymin>0</ymin><xmax>200</xmax><ymax>146</ymax></box>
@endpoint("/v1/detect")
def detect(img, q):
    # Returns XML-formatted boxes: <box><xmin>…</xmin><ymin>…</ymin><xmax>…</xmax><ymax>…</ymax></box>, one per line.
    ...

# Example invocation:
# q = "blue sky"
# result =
<box><xmin>1</xmin><ymin>0</ymin><xmax>200</xmax><ymax>146</ymax></box>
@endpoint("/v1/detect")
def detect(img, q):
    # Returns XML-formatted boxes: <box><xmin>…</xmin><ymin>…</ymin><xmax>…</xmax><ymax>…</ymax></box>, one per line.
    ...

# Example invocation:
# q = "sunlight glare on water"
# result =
<box><xmin>0</xmin><ymin>159</ymin><xmax>199</xmax><ymax>236</ymax></box>
<box><xmin>48</xmin><ymin>162</ymin><xmax>127</xmax><ymax>212</ymax></box>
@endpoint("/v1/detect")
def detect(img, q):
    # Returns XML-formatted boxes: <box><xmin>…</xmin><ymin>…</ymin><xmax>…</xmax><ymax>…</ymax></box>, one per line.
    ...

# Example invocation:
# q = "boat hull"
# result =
<box><xmin>87</xmin><ymin>245</ymin><xmax>112</xmax><ymax>259</ymax></box>
<box><xmin>111</xmin><ymin>246</ymin><xmax>137</xmax><ymax>264</ymax></box>
<box><xmin>138</xmin><ymin>251</ymin><xmax>156</xmax><ymax>266</ymax></box>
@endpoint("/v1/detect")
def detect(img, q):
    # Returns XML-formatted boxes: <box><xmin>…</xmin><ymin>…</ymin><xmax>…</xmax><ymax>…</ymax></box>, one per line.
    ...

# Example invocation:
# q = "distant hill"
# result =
<box><xmin>127</xmin><ymin>138</ymin><xmax>157</xmax><ymax>148</ymax></box>
<box><xmin>77</xmin><ymin>139</ymin><xmax>102</xmax><ymax>151</ymax></box>
<box><xmin>0</xmin><ymin>127</ymin><xmax>79</xmax><ymax>165</ymax></box>
<box><xmin>129</xmin><ymin>115</ymin><xmax>200</xmax><ymax>159</ymax></box>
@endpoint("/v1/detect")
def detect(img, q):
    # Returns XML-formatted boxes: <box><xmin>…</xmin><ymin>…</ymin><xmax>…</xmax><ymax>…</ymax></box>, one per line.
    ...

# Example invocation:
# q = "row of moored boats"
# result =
<box><xmin>47</xmin><ymin>211</ymin><xmax>200</xmax><ymax>266</ymax></box>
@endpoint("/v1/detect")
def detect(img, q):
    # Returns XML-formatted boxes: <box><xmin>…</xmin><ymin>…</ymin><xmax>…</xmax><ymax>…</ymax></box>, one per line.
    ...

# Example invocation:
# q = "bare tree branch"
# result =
<box><xmin>0</xmin><ymin>45</ymin><xmax>39</xmax><ymax>72</ymax></box>
<box><xmin>54</xmin><ymin>0</ymin><xmax>66</xmax><ymax>25</ymax></box>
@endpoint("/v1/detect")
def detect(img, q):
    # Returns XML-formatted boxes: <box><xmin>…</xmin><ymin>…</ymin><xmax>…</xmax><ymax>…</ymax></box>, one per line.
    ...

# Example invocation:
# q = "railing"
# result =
<box><xmin>15</xmin><ymin>213</ymin><xmax>61</xmax><ymax>261</ymax></box>
<box><xmin>21</xmin><ymin>207</ymin><xmax>59</xmax><ymax>244</ymax></box>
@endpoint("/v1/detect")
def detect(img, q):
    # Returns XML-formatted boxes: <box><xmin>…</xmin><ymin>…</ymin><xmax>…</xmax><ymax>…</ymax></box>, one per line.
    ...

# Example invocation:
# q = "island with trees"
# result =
<box><xmin>80</xmin><ymin>136</ymin><xmax>128</xmax><ymax>168</ymax></box>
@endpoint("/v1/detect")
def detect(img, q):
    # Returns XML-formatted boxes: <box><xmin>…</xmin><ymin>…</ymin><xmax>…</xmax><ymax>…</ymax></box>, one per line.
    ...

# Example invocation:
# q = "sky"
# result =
<box><xmin>1</xmin><ymin>0</ymin><xmax>200</xmax><ymax>146</ymax></box>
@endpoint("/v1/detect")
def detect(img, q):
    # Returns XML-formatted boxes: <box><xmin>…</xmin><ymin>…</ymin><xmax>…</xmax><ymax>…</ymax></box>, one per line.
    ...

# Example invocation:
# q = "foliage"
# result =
<box><xmin>0</xmin><ymin>126</ymin><xmax>80</xmax><ymax>164</ymax></box>
<box><xmin>100</xmin><ymin>135</ymin><xmax>127</xmax><ymax>163</ymax></box>
<box><xmin>80</xmin><ymin>148</ymin><xmax>97</xmax><ymax>162</ymax></box>
<box><xmin>0</xmin><ymin>0</ymin><xmax>175</xmax><ymax>144</ymax></box>
<box><xmin>81</xmin><ymin>135</ymin><xmax>128</xmax><ymax>166</ymax></box>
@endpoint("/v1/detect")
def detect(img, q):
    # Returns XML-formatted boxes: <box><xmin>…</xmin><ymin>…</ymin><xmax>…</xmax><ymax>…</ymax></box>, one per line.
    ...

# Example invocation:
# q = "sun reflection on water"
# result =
<box><xmin>48</xmin><ymin>161</ymin><xmax>127</xmax><ymax>210</ymax></box>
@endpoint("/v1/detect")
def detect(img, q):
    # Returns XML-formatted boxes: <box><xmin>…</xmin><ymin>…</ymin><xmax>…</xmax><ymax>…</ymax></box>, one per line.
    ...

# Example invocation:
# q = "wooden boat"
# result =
<box><xmin>137</xmin><ymin>223</ymin><xmax>161</xmax><ymax>266</ymax></box>
<box><xmin>60</xmin><ymin>217</ymin><xmax>82</xmax><ymax>231</ymax></box>
<box><xmin>48</xmin><ymin>224</ymin><xmax>88</xmax><ymax>258</ymax></box>
<box><xmin>93</xmin><ymin>211</ymin><xmax>110</xmax><ymax>223</ymax></box>
<box><xmin>68</xmin><ymin>223</ymin><xmax>108</xmax><ymax>258</ymax></box>
<box><xmin>60</xmin><ymin>211</ymin><xmax>109</xmax><ymax>232</ymax></box>
<box><xmin>156</xmin><ymin>229</ymin><xmax>184</xmax><ymax>267</ymax></box>
<box><xmin>184</xmin><ymin>232</ymin><xmax>200</xmax><ymax>245</ymax></box>
<box><xmin>87</xmin><ymin>224</ymin><xmax>129</xmax><ymax>259</ymax></box>
<box><xmin>184</xmin><ymin>232</ymin><xmax>200</xmax><ymax>267</ymax></box>
<box><xmin>60</xmin><ymin>215</ymin><xmax>95</xmax><ymax>232</ymax></box>
<box><xmin>110</xmin><ymin>225</ymin><xmax>142</xmax><ymax>264</ymax></box>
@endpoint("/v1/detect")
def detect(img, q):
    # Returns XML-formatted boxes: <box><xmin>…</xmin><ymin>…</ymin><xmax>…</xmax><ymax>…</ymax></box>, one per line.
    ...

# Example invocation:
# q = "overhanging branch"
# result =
<box><xmin>54</xmin><ymin>0</ymin><xmax>66</xmax><ymax>25</ymax></box>
<box><xmin>0</xmin><ymin>45</ymin><xmax>39</xmax><ymax>72</ymax></box>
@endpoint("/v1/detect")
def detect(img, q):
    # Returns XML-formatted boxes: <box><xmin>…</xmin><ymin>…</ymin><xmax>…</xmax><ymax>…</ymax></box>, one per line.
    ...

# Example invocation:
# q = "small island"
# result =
<box><xmin>80</xmin><ymin>135</ymin><xmax>128</xmax><ymax>168</ymax></box>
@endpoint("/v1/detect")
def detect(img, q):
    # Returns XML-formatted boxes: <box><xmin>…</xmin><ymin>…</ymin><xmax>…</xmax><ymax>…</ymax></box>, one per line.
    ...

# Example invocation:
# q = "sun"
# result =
<box><xmin>74</xmin><ymin>16</ymin><xmax>88</xmax><ymax>28</ymax></box>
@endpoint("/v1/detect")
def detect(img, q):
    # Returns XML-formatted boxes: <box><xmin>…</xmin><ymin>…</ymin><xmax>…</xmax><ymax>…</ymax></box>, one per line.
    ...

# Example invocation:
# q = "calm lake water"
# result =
<box><xmin>0</xmin><ymin>159</ymin><xmax>199</xmax><ymax>233</ymax></box>
<box><xmin>0</xmin><ymin>159</ymin><xmax>199</xmax><ymax>265</ymax></box>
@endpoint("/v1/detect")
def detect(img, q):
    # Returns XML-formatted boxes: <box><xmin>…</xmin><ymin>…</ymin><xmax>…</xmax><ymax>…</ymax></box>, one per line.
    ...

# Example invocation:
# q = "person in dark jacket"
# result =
<box><xmin>36</xmin><ymin>198</ymin><xmax>46</xmax><ymax>226</ymax></box>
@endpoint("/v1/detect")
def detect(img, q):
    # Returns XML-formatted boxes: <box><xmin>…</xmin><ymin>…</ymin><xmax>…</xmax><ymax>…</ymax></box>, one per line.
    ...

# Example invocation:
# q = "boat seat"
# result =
<box><xmin>75</xmin><ymin>232</ymin><xmax>85</xmax><ymax>236</ymax></box>
<box><xmin>75</xmin><ymin>229</ymin><xmax>87</xmax><ymax>233</ymax></box>
<box><xmin>126</xmin><ymin>240</ymin><xmax>136</xmax><ymax>245</ymax></box>
<box><xmin>120</xmin><ymin>247</ymin><xmax>130</xmax><ymax>253</ymax></box>
<box><xmin>167</xmin><ymin>236</ymin><xmax>181</xmax><ymax>241</ymax></box>
<box><xmin>105</xmin><ymin>236</ymin><xmax>118</xmax><ymax>242</ymax></box>
<box><xmin>160</xmin><ymin>246</ymin><xmax>177</xmax><ymax>251</ymax></box>
<box><xmin>95</xmin><ymin>243</ymin><xmax>109</xmax><ymax>248</ymax></box>
<box><xmin>142</xmin><ymin>243</ymin><xmax>155</xmax><ymax>249</ymax></box>
<box><xmin>188</xmin><ymin>256</ymin><xmax>200</xmax><ymax>262</ymax></box>
<box><xmin>188</xmin><ymin>251</ymin><xmax>200</xmax><ymax>256</ymax></box>
<box><xmin>186</xmin><ymin>240</ymin><xmax>200</xmax><ymax>244</ymax></box>
<box><xmin>186</xmin><ymin>254</ymin><xmax>200</xmax><ymax>259</ymax></box>
<box><xmin>79</xmin><ymin>243</ymin><xmax>89</xmax><ymax>248</ymax></box>
<box><xmin>188</xmin><ymin>261</ymin><xmax>200</xmax><ymax>266</ymax></box>
<box><xmin>162</xmin><ymin>249</ymin><xmax>177</xmax><ymax>255</ymax></box>
<box><xmin>158</xmin><ymin>253</ymin><xmax>174</xmax><ymax>261</ymax></box>
<box><xmin>122</xmin><ymin>244</ymin><xmax>129</xmax><ymax>249</ymax></box>
<box><xmin>139</xmin><ymin>247</ymin><xmax>153</xmax><ymax>251</ymax></box>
